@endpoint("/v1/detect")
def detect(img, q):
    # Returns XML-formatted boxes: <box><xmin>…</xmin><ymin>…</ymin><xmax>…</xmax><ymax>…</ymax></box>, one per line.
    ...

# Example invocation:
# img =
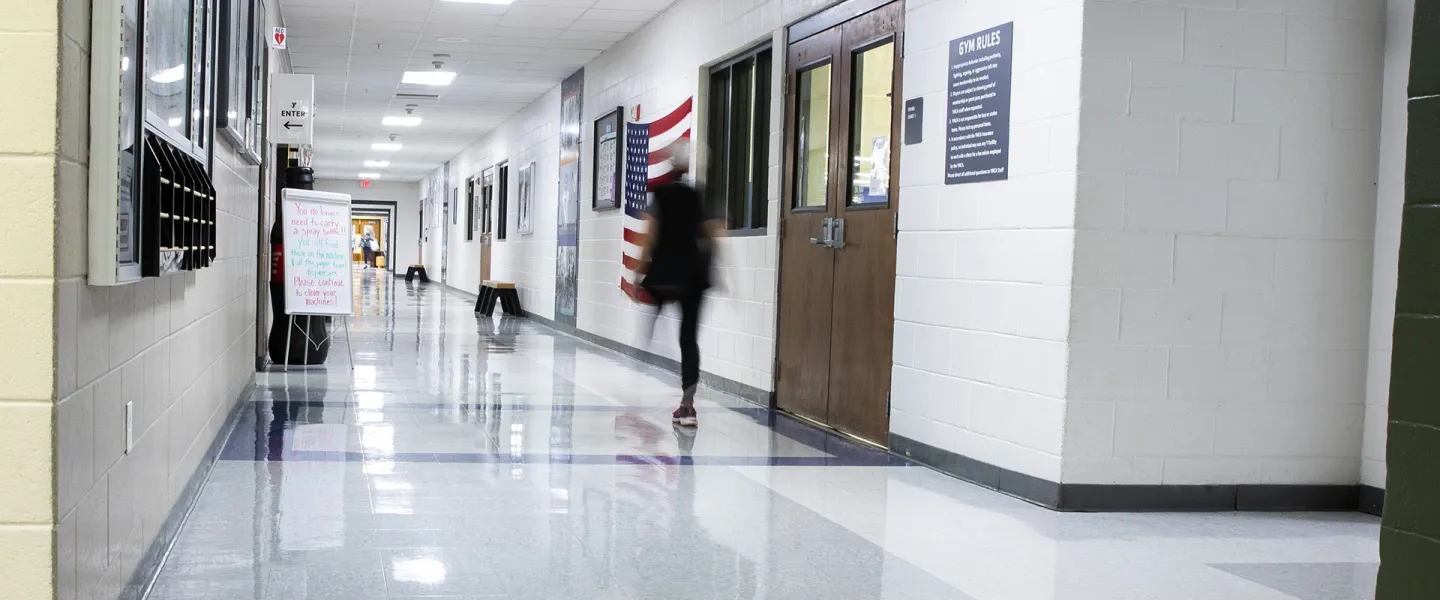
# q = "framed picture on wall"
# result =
<box><xmin>481</xmin><ymin>167</ymin><xmax>495</xmax><ymax>237</ymax></box>
<box><xmin>592</xmin><ymin>107</ymin><xmax>623</xmax><ymax>211</ymax></box>
<box><xmin>465</xmin><ymin>176</ymin><xmax>476</xmax><ymax>242</ymax></box>
<box><xmin>517</xmin><ymin>162</ymin><xmax>535</xmax><ymax>235</ymax></box>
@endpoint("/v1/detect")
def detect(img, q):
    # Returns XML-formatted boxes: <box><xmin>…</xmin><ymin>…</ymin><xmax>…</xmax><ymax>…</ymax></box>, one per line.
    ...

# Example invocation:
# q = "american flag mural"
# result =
<box><xmin>621</xmin><ymin>98</ymin><xmax>694</xmax><ymax>303</ymax></box>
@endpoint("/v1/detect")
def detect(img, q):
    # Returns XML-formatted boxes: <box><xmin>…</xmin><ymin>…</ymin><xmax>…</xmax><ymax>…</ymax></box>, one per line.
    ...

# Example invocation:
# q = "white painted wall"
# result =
<box><xmin>1362</xmin><ymin>0</ymin><xmax>1415</xmax><ymax>491</ymax></box>
<box><xmin>889</xmin><ymin>0</ymin><xmax>1085</xmax><ymax>483</ymax></box>
<box><xmin>1063</xmin><ymin>0</ymin><xmax>1386</xmax><ymax>486</ymax></box>
<box><xmin>314</xmin><ymin>179</ymin><xmax>422</xmax><ymax>270</ymax></box>
<box><xmin>423</xmin><ymin>86</ymin><xmax>563</xmax><ymax>317</ymax></box>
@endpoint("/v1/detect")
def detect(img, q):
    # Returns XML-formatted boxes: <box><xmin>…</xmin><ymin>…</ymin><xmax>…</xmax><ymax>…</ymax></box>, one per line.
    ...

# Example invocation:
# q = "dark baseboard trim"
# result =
<box><xmin>1359</xmin><ymin>485</ymin><xmax>1386</xmax><ymax>516</ymax></box>
<box><xmin>122</xmin><ymin>381</ymin><xmax>255</xmax><ymax>600</ymax></box>
<box><xmin>891</xmin><ymin>433</ymin><xmax>1373</xmax><ymax>513</ymax></box>
<box><xmin>891</xmin><ymin>433</ymin><xmax>1063</xmax><ymax>507</ymax></box>
<box><xmin>521</xmin><ymin>309</ymin><xmax>774</xmax><ymax>407</ymax></box>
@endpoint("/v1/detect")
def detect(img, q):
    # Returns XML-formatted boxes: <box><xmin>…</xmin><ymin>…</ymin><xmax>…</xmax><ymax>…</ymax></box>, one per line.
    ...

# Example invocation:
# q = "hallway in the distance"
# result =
<box><xmin>144</xmin><ymin>269</ymin><xmax>1382</xmax><ymax>600</ymax></box>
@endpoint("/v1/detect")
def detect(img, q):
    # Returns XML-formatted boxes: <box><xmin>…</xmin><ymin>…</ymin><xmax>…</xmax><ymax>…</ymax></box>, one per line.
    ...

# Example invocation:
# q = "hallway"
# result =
<box><xmin>137</xmin><ymin>270</ymin><xmax>1381</xmax><ymax>600</ymax></box>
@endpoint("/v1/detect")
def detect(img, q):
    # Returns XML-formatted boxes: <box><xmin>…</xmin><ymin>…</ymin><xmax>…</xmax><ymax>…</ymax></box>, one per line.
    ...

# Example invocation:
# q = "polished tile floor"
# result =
<box><xmin>145</xmin><ymin>267</ymin><xmax>1382</xmax><ymax>600</ymax></box>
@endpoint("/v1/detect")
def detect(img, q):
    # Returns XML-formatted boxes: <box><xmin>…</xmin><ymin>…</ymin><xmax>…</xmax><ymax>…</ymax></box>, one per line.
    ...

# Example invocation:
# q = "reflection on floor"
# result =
<box><xmin>145</xmin><ymin>267</ymin><xmax>1382</xmax><ymax>600</ymax></box>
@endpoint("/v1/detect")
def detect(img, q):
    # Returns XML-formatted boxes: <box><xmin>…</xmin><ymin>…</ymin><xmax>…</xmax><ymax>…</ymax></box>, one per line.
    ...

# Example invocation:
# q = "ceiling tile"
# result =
<box><xmin>278</xmin><ymin>0</ymin><xmax>680</xmax><ymax>180</ymax></box>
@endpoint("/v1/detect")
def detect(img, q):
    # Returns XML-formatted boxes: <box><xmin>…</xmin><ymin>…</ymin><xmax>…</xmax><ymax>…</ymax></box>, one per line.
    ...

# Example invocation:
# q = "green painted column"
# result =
<box><xmin>1378</xmin><ymin>2</ymin><xmax>1440</xmax><ymax>597</ymax></box>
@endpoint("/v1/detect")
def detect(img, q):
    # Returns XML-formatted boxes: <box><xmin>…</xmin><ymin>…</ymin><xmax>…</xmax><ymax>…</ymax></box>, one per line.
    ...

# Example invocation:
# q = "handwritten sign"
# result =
<box><xmin>281</xmin><ymin>189</ymin><xmax>354</xmax><ymax>316</ymax></box>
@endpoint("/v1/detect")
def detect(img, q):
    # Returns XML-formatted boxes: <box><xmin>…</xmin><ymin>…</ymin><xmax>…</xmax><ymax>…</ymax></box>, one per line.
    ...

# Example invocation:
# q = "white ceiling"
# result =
<box><xmin>277</xmin><ymin>0</ymin><xmax>679</xmax><ymax>181</ymax></box>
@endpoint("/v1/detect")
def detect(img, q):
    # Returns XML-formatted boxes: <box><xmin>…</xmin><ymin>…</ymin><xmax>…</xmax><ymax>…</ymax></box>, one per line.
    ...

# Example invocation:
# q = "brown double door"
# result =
<box><xmin>776</xmin><ymin>2</ymin><xmax>903</xmax><ymax>446</ymax></box>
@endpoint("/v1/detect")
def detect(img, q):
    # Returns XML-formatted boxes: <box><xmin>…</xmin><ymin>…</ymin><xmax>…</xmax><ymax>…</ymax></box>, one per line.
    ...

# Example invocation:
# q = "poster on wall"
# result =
<box><xmin>555</xmin><ymin>69</ymin><xmax>584</xmax><ymax>326</ymax></box>
<box><xmin>945</xmin><ymin>22</ymin><xmax>1014</xmax><ymax>185</ymax></box>
<box><xmin>592</xmin><ymin>107</ymin><xmax>623</xmax><ymax>211</ymax></box>
<box><xmin>517</xmin><ymin>162</ymin><xmax>535</xmax><ymax>235</ymax></box>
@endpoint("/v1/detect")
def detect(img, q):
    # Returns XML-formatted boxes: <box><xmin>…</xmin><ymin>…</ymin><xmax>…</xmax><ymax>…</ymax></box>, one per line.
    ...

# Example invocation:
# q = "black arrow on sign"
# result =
<box><xmin>284</xmin><ymin>121</ymin><xmax>303</xmax><ymax>130</ymax></box>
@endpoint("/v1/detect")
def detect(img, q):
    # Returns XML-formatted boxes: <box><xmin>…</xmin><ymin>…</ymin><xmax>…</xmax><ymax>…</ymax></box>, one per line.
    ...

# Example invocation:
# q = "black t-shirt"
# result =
<box><xmin>643</xmin><ymin>182</ymin><xmax>711</xmax><ymax>293</ymax></box>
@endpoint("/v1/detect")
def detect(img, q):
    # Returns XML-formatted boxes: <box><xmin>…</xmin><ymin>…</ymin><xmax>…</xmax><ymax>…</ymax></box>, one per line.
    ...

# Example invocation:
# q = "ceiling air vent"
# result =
<box><xmin>395</xmin><ymin>93</ymin><xmax>441</xmax><ymax>101</ymax></box>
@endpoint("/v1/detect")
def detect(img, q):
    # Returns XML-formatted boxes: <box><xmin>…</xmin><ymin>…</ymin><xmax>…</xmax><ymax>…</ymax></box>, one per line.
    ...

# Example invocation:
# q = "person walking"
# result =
<box><xmin>360</xmin><ymin>226</ymin><xmax>377</xmax><ymax>269</ymax></box>
<box><xmin>636</xmin><ymin>144</ymin><xmax>722</xmax><ymax>428</ymax></box>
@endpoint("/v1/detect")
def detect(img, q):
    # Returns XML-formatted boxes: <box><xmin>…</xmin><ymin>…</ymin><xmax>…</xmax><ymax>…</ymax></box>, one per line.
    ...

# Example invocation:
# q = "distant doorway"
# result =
<box><xmin>351</xmin><ymin>216</ymin><xmax>389</xmax><ymax>268</ymax></box>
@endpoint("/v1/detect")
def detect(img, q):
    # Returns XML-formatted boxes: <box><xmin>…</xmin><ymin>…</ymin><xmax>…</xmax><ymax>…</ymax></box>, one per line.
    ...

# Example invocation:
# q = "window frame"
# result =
<box><xmin>705</xmin><ymin>43</ymin><xmax>773</xmax><ymax>236</ymax></box>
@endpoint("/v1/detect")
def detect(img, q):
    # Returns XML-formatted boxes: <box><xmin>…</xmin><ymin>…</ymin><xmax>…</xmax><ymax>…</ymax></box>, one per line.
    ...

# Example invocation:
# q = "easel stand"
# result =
<box><xmin>281</xmin><ymin>314</ymin><xmax>355</xmax><ymax>372</ymax></box>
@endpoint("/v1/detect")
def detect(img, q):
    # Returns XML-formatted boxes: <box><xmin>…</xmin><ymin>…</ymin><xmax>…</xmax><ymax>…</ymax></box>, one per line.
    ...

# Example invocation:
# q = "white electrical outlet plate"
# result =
<box><xmin>124</xmin><ymin>401</ymin><xmax>134</xmax><ymax>454</ymax></box>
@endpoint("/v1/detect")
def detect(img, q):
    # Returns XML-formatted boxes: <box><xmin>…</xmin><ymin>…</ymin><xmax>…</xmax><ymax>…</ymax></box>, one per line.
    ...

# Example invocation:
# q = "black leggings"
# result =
<box><xmin>652</xmin><ymin>291</ymin><xmax>703</xmax><ymax>390</ymax></box>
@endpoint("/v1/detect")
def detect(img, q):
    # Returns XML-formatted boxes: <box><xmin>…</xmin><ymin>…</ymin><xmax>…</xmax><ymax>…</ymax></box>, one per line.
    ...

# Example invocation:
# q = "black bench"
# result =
<box><xmin>405</xmin><ymin>264</ymin><xmax>430</xmax><ymax>283</ymax></box>
<box><xmin>476</xmin><ymin>281</ymin><xmax>523</xmax><ymax>317</ymax></box>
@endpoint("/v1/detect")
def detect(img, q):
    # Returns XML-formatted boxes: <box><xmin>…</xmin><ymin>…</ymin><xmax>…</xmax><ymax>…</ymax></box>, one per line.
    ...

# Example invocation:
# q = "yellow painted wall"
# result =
<box><xmin>0</xmin><ymin>0</ymin><xmax>59</xmax><ymax>598</ymax></box>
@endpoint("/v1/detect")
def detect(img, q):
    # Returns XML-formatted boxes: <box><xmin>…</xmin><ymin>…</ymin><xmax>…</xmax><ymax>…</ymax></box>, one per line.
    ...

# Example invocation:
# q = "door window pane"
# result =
<box><xmin>848</xmin><ymin>42</ymin><xmax>894</xmax><ymax>206</ymax></box>
<box><xmin>145</xmin><ymin>0</ymin><xmax>192</xmax><ymax>133</ymax></box>
<box><xmin>795</xmin><ymin>63</ymin><xmax>832</xmax><ymax>209</ymax></box>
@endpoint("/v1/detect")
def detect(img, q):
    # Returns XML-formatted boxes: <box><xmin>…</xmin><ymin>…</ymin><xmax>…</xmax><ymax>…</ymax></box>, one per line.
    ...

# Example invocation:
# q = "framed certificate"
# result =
<box><xmin>592</xmin><ymin>107</ymin><xmax>623</xmax><ymax>211</ymax></box>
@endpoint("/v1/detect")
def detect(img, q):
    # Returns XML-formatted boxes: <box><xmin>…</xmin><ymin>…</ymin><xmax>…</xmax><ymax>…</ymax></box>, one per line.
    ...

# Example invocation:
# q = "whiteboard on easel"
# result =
<box><xmin>281</xmin><ymin>189</ymin><xmax>355</xmax><ymax>316</ymax></box>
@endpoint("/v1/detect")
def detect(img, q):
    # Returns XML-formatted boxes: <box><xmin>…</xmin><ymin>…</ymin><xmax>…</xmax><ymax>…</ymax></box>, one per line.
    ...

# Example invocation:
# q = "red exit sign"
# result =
<box><xmin>360</xmin><ymin>179</ymin><xmax>372</xmax><ymax>188</ymax></box>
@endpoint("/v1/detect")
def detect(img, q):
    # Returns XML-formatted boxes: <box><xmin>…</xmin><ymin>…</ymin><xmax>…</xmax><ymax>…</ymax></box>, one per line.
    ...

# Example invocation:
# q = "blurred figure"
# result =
<box><xmin>638</xmin><ymin>141</ymin><xmax>722</xmax><ymax>428</ymax></box>
<box><xmin>360</xmin><ymin>225</ymin><xmax>377</xmax><ymax>269</ymax></box>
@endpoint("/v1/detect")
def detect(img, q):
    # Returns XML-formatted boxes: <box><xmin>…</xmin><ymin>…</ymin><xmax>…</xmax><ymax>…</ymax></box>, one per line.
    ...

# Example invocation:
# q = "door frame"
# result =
<box><xmin>773</xmin><ymin>0</ymin><xmax>905</xmax><ymax>445</ymax></box>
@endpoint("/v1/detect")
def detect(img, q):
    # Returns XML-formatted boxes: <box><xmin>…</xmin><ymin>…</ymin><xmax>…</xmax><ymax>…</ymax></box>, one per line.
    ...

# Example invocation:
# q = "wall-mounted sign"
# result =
<box><xmin>268</xmin><ymin>73</ymin><xmax>314</xmax><ymax>145</ymax></box>
<box><xmin>271</xmin><ymin>27</ymin><xmax>287</xmax><ymax>49</ymax></box>
<box><xmin>360</xmin><ymin>180</ymin><xmax>372</xmax><ymax>188</ymax></box>
<box><xmin>945</xmin><ymin>22</ymin><xmax>1014</xmax><ymax>185</ymax></box>
<box><xmin>904</xmin><ymin>97</ymin><xmax>924</xmax><ymax>145</ymax></box>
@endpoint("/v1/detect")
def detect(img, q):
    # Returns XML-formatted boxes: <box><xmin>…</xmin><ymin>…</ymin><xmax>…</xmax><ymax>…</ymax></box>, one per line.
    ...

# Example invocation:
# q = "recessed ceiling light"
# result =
<box><xmin>371</xmin><ymin>143</ymin><xmax>403</xmax><ymax>151</ymax></box>
<box><xmin>436</xmin><ymin>37</ymin><xmax>470</xmax><ymax>43</ymax></box>
<box><xmin>382</xmin><ymin>116</ymin><xmax>423</xmax><ymax>127</ymax></box>
<box><xmin>363</xmin><ymin>160</ymin><xmax>391</xmax><ymax>168</ymax></box>
<box><xmin>402</xmin><ymin>71</ymin><xmax>457</xmax><ymax>86</ymax></box>
<box><xmin>441</xmin><ymin>0</ymin><xmax>513</xmax><ymax>4</ymax></box>
<box><xmin>359</xmin><ymin>172</ymin><xmax>382</xmax><ymax>179</ymax></box>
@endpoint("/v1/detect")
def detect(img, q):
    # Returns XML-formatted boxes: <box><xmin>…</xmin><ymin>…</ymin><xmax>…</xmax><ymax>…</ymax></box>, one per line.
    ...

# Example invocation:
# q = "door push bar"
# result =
<box><xmin>808</xmin><ymin>217</ymin><xmax>848</xmax><ymax>249</ymax></box>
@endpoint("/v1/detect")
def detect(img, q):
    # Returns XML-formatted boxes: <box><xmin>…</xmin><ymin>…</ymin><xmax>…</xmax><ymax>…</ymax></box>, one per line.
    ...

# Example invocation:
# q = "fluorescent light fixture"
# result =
<box><xmin>363</xmin><ymin>160</ymin><xmax>390</xmax><ymax>168</ymax></box>
<box><xmin>401</xmin><ymin>71</ymin><xmax>457</xmax><ymax>86</ymax></box>
<box><xmin>441</xmin><ymin>0</ymin><xmax>513</xmax><ymax>4</ymax></box>
<box><xmin>371</xmin><ymin>143</ymin><xmax>403</xmax><ymax>151</ymax></box>
<box><xmin>359</xmin><ymin>172</ymin><xmax>382</xmax><ymax>179</ymax></box>
<box><xmin>149</xmin><ymin>64</ymin><xmax>186</xmax><ymax>83</ymax></box>
<box><xmin>382</xmin><ymin>116</ymin><xmax>423</xmax><ymax>127</ymax></box>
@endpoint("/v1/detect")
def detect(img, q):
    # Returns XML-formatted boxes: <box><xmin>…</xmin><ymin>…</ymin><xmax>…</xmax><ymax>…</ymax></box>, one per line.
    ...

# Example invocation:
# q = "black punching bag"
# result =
<box><xmin>267</xmin><ymin>164</ymin><xmax>332</xmax><ymax>365</ymax></box>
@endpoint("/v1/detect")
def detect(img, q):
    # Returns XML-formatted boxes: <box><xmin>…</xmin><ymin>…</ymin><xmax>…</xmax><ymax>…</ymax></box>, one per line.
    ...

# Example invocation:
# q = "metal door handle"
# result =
<box><xmin>810</xmin><ymin>218</ymin><xmax>833</xmax><ymax>246</ymax></box>
<box><xmin>831</xmin><ymin>217</ymin><xmax>846</xmax><ymax>249</ymax></box>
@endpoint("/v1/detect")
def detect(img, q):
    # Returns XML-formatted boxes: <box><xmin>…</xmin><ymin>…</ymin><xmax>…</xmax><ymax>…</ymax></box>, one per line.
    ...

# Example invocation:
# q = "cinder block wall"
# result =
<box><xmin>1065</xmin><ymin>0</ymin><xmax>1386</xmax><ymax>488</ymax></box>
<box><xmin>51</xmin><ymin>1</ymin><xmax>281</xmax><ymax>598</ymax></box>
<box><xmin>0</xmin><ymin>0</ymin><xmax>59</xmax><ymax>596</ymax></box>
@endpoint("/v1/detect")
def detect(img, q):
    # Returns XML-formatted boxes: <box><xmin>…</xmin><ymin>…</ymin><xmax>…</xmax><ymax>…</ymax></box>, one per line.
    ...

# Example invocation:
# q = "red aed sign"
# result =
<box><xmin>272</xmin><ymin>27</ymin><xmax>287</xmax><ymax>49</ymax></box>
<box><xmin>360</xmin><ymin>179</ymin><xmax>372</xmax><ymax>188</ymax></box>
